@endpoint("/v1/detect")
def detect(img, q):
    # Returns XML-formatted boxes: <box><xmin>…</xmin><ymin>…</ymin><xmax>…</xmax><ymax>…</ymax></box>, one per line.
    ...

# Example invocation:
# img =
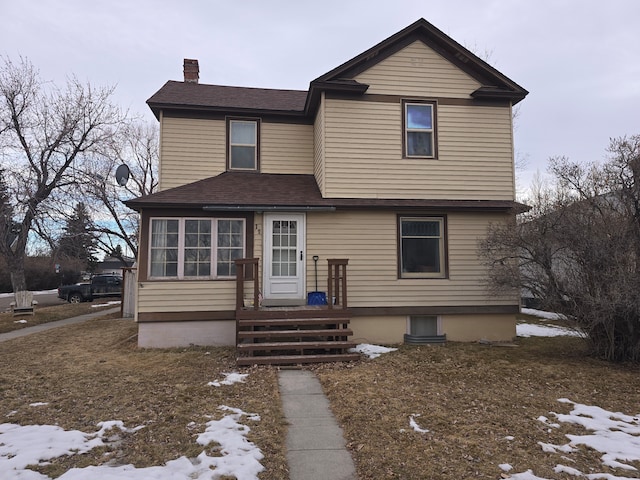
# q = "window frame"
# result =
<box><xmin>397</xmin><ymin>215</ymin><xmax>448</xmax><ymax>279</ymax></box>
<box><xmin>227</xmin><ymin>117</ymin><xmax>260</xmax><ymax>171</ymax></box>
<box><xmin>148</xmin><ymin>217</ymin><xmax>246</xmax><ymax>280</ymax></box>
<box><xmin>402</xmin><ymin>100</ymin><xmax>437</xmax><ymax>159</ymax></box>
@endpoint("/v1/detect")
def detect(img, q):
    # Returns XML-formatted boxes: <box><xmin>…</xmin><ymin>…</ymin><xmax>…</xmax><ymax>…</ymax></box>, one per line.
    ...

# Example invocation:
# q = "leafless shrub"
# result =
<box><xmin>480</xmin><ymin>135</ymin><xmax>640</xmax><ymax>362</ymax></box>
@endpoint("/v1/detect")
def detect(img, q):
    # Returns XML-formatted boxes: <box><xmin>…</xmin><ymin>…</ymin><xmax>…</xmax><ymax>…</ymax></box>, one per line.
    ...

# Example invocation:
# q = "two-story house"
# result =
<box><xmin>126</xmin><ymin>18</ymin><xmax>528</xmax><ymax>364</ymax></box>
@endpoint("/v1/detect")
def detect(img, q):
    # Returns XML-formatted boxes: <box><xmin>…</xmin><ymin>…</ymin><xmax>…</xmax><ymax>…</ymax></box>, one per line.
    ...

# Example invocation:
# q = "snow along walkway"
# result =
<box><xmin>278</xmin><ymin>369</ymin><xmax>357</xmax><ymax>480</ymax></box>
<box><xmin>0</xmin><ymin>307</ymin><xmax>121</xmax><ymax>343</ymax></box>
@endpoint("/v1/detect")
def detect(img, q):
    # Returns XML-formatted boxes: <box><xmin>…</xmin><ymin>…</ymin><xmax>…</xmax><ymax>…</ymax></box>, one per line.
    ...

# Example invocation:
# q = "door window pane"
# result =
<box><xmin>271</xmin><ymin>220</ymin><xmax>297</xmax><ymax>277</ymax></box>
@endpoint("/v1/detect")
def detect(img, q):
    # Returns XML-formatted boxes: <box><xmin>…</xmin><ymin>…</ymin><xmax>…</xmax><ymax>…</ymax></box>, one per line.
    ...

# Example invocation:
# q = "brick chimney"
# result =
<box><xmin>183</xmin><ymin>59</ymin><xmax>199</xmax><ymax>83</ymax></box>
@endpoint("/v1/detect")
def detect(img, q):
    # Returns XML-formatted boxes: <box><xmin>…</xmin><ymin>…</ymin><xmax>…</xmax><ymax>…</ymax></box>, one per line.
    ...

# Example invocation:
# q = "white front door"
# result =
<box><xmin>263</xmin><ymin>213</ymin><xmax>306</xmax><ymax>301</ymax></box>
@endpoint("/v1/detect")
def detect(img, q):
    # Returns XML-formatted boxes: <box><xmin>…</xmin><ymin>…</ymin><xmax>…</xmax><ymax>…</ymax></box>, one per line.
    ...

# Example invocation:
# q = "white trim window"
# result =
<box><xmin>399</xmin><ymin>216</ymin><xmax>446</xmax><ymax>278</ymax></box>
<box><xmin>404</xmin><ymin>102</ymin><xmax>435</xmax><ymax>158</ymax></box>
<box><xmin>229</xmin><ymin>120</ymin><xmax>258</xmax><ymax>170</ymax></box>
<box><xmin>150</xmin><ymin>218</ymin><xmax>245</xmax><ymax>279</ymax></box>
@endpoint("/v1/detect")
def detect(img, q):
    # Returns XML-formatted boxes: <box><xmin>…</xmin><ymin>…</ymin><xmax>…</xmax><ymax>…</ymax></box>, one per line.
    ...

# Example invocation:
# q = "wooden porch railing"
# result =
<box><xmin>327</xmin><ymin>259</ymin><xmax>348</xmax><ymax>309</ymax></box>
<box><xmin>235</xmin><ymin>257</ymin><xmax>349</xmax><ymax>310</ymax></box>
<box><xmin>235</xmin><ymin>258</ymin><xmax>260</xmax><ymax>311</ymax></box>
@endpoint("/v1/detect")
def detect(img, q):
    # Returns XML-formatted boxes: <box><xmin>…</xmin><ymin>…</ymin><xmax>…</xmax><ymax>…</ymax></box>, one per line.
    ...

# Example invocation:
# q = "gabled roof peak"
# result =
<box><xmin>311</xmin><ymin>17</ymin><xmax>527</xmax><ymax>104</ymax></box>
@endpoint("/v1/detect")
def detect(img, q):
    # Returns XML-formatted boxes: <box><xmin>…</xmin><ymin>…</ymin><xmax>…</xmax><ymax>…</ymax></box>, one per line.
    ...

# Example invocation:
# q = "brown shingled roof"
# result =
<box><xmin>125</xmin><ymin>172</ymin><xmax>524</xmax><ymax>212</ymax></box>
<box><xmin>146</xmin><ymin>18</ymin><xmax>527</xmax><ymax>120</ymax></box>
<box><xmin>147</xmin><ymin>81</ymin><xmax>308</xmax><ymax>118</ymax></box>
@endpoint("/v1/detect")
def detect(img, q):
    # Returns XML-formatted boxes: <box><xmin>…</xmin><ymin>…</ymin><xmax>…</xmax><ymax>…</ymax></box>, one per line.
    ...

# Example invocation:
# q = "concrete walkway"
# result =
<box><xmin>0</xmin><ymin>307</ymin><xmax>121</xmax><ymax>343</ymax></box>
<box><xmin>278</xmin><ymin>369</ymin><xmax>357</xmax><ymax>480</ymax></box>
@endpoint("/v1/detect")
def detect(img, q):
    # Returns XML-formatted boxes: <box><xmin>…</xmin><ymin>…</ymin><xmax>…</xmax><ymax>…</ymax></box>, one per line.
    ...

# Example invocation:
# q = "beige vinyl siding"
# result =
<box><xmin>305</xmin><ymin>210</ymin><xmax>518</xmax><ymax>308</ymax></box>
<box><xmin>323</xmin><ymin>98</ymin><xmax>515</xmax><ymax>200</ymax></box>
<box><xmin>260</xmin><ymin>123</ymin><xmax>314</xmax><ymax>174</ymax></box>
<box><xmin>159</xmin><ymin>116</ymin><xmax>226</xmax><ymax>191</ymax></box>
<box><xmin>159</xmin><ymin>116</ymin><xmax>314</xmax><ymax>190</ymax></box>
<box><xmin>313</xmin><ymin>93</ymin><xmax>326</xmax><ymax>196</ymax></box>
<box><xmin>354</xmin><ymin>40</ymin><xmax>481</xmax><ymax>97</ymax></box>
<box><xmin>137</xmin><ymin>281</ymin><xmax>236</xmax><ymax>312</ymax></box>
<box><xmin>138</xmin><ymin>210</ymin><xmax>517</xmax><ymax>313</ymax></box>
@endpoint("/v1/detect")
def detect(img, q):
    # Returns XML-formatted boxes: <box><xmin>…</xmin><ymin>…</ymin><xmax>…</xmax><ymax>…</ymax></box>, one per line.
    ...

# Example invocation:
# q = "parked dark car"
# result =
<box><xmin>57</xmin><ymin>274</ymin><xmax>123</xmax><ymax>303</ymax></box>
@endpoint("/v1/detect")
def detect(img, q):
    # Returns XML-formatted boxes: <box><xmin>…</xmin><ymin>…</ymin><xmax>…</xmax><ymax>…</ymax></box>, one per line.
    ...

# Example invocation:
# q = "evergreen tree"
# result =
<box><xmin>57</xmin><ymin>203</ymin><xmax>98</xmax><ymax>271</ymax></box>
<box><xmin>109</xmin><ymin>244</ymin><xmax>124</xmax><ymax>260</ymax></box>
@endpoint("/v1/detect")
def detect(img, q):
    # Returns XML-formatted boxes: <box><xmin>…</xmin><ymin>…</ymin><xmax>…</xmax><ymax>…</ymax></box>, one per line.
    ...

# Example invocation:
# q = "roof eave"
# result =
<box><xmin>471</xmin><ymin>87</ymin><xmax>529</xmax><ymax>105</ymax></box>
<box><xmin>146</xmin><ymin>101</ymin><xmax>308</xmax><ymax>120</ymax></box>
<box><xmin>126</xmin><ymin>198</ymin><xmax>525</xmax><ymax>213</ymax></box>
<box><xmin>304</xmin><ymin>80</ymin><xmax>369</xmax><ymax>115</ymax></box>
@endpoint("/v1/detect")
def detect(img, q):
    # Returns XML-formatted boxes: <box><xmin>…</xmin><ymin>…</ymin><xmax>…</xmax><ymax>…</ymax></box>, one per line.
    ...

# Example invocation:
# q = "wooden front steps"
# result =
<box><xmin>236</xmin><ymin>314</ymin><xmax>360</xmax><ymax>366</ymax></box>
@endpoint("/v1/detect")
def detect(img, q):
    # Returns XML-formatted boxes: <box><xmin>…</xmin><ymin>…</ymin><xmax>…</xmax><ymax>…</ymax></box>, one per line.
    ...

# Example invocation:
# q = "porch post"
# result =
<box><xmin>327</xmin><ymin>259</ymin><xmax>348</xmax><ymax>309</ymax></box>
<box><xmin>235</xmin><ymin>258</ymin><xmax>260</xmax><ymax>311</ymax></box>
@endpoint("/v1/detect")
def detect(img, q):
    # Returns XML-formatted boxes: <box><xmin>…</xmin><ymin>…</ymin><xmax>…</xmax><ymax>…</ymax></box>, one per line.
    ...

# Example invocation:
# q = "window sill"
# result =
<box><xmin>145</xmin><ymin>277</ymin><xmax>238</xmax><ymax>282</ymax></box>
<box><xmin>399</xmin><ymin>275</ymin><xmax>448</xmax><ymax>280</ymax></box>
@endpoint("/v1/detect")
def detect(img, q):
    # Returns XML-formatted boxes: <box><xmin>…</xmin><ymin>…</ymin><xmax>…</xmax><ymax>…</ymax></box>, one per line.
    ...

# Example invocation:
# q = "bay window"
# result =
<box><xmin>149</xmin><ymin>218</ymin><xmax>245</xmax><ymax>279</ymax></box>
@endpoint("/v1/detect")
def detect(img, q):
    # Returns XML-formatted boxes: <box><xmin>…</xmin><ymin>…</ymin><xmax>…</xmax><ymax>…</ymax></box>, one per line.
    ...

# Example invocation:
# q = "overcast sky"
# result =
<box><xmin>2</xmin><ymin>0</ymin><xmax>639</xmax><ymax>193</ymax></box>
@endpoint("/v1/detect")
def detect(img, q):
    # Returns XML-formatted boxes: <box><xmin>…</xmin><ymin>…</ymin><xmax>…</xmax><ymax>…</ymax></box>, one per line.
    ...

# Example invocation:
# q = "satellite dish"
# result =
<box><xmin>115</xmin><ymin>164</ymin><xmax>130</xmax><ymax>187</ymax></box>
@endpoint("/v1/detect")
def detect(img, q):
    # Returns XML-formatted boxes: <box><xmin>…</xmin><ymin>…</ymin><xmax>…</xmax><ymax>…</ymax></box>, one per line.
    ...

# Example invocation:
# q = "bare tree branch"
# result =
<box><xmin>0</xmin><ymin>56</ymin><xmax>126</xmax><ymax>292</ymax></box>
<box><xmin>480</xmin><ymin>135</ymin><xmax>640</xmax><ymax>362</ymax></box>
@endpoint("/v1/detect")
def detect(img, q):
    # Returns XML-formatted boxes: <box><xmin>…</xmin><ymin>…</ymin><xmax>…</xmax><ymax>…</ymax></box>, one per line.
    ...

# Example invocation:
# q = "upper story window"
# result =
<box><xmin>228</xmin><ymin>119</ymin><xmax>259</xmax><ymax>170</ymax></box>
<box><xmin>150</xmin><ymin>218</ymin><xmax>245</xmax><ymax>279</ymax></box>
<box><xmin>403</xmin><ymin>101</ymin><xmax>437</xmax><ymax>158</ymax></box>
<box><xmin>398</xmin><ymin>216</ymin><xmax>446</xmax><ymax>278</ymax></box>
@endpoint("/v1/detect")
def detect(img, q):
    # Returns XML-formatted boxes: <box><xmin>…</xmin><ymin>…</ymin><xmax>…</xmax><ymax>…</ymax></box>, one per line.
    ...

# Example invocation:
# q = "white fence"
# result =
<box><xmin>122</xmin><ymin>267</ymin><xmax>137</xmax><ymax>318</ymax></box>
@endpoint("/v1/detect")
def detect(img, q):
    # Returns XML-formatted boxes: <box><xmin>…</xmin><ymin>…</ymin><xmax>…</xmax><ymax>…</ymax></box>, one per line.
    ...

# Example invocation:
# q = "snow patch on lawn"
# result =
<box><xmin>507</xmin><ymin>399</ymin><xmax>640</xmax><ymax>479</ymax></box>
<box><xmin>409</xmin><ymin>414</ymin><xmax>429</xmax><ymax>433</ymax></box>
<box><xmin>91</xmin><ymin>300</ymin><xmax>121</xmax><ymax>308</ymax></box>
<box><xmin>208</xmin><ymin>372</ymin><xmax>249</xmax><ymax>387</ymax></box>
<box><xmin>517</xmin><ymin>323</ymin><xmax>582</xmax><ymax>338</ymax></box>
<box><xmin>0</xmin><ymin>407</ymin><xmax>263</xmax><ymax>480</ymax></box>
<box><xmin>521</xmin><ymin>308</ymin><xmax>568</xmax><ymax>321</ymax></box>
<box><xmin>349</xmin><ymin>343</ymin><xmax>397</xmax><ymax>359</ymax></box>
<box><xmin>0</xmin><ymin>289</ymin><xmax>58</xmax><ymax>298</ymax></box>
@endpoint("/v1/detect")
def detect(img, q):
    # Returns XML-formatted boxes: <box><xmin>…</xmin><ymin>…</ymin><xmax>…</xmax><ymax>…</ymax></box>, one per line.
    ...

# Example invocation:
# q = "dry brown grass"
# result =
<box><xmin>0</xmin><ymin>316</ymin><xmax>289</xmax><ymax>479</ymax></box>
<box><xmin>0</xmin><ymin>301</ymin><xmax>117</xmax><ymax>333</ymax></box>
<box><xmin>314</xmin><ymin>336</ymin><xmax>640</xmax><ymax>480</ymax></box>
<box><xmin>3</xmin><ymin>309</ymin><xmax>639</xmax><ymax>480</ymax></box>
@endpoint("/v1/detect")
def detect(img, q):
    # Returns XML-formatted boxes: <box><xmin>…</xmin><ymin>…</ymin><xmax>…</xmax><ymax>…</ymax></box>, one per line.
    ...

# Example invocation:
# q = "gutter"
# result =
<box><xmin>202</xmin><ymin>205</ymin><xmax>336</xmax><ymax>212</ymax></box>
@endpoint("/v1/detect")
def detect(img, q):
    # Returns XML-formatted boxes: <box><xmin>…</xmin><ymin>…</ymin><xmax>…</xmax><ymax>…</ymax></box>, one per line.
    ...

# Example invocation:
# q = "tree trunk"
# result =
<box><xmin>6</xmin><ymin>252</ymin><xmax>26</xmax><ymax>292</ymax></box>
